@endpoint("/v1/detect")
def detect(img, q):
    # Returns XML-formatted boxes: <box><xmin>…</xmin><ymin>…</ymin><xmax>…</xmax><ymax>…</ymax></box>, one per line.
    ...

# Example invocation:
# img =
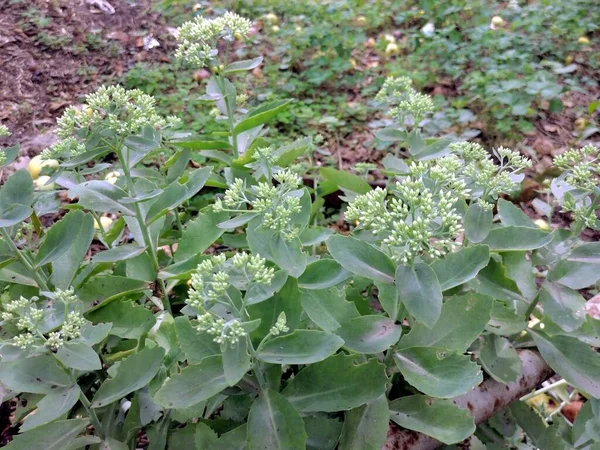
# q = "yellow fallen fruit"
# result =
<box><xmin>385</xmin><ymin>42</ymin><xmax>400</xmax><ymax>56</ymax></box>
<box><xmin>104</xmin><ymin>171</ymin><xmax>120</xmax><ymax>185</ymax></box>
<box><xmin>271</xmin><ymin>25</ymin><xmax>280</xmax><ymax>32</ymax></box>
<box><xmin>534</xmin><ymin>219</ymin><xmax>551</xmax><ymax>231</ymax></box>
<box><xmin>34</xmin><ymin>176</ymin><xmax>55</xmax><ymax>191</ymax></box>
<box><xmin>27</xmin><ymin>155</ymin><xmax>59</xmax><ymax>179</ymax></box>
<box><xmin>491</xmin><ymin>15</ymin><xmax>505</xmax><ymax>28</ymax></box>
<box><xmin>574</xmin><ymin>117</ymin><xmax>587</xmax><ymax>131</ymax></box>
<box><xmin>264</xmin><ymin>13</ymin><xmax>279</xmax><ymax>25</ymax></box>
<box><xmin>94</xmin><ymin>216</ymin><xmax>114</xmax><ymax>231</ymax></box>
<box><xmin>578</xmin><ymin>36</ymin><xmax>590</xmax><ymax>45</ymax></box>
<box><xmin>355</xmin><ymin>16</ymin><xmax>367</xmax><ymax>25</ymax></box>
<box><xmin>384</xmin><ymin>34</ymin><xmax>396</xmax><ymax>43</ymax></box>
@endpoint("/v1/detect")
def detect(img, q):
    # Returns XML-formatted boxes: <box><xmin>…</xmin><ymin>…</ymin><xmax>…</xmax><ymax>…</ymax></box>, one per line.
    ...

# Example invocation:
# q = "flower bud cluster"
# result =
<box><xmin>51</xmin><ymin>86</ymin><xmax>166</xmax><ymax>158</ymax></box>
<box><xmin>214</xmin><ymin>169</ymin><xmax>304</xmax><ymax>240</ymax></box>
<box><xmin>196</xmin><ymin>313</ymin><xmax>247</xmax><ymax>346</ymax></box>
<box><xmin>176</xmin><ymin>13</ymin><xmax>252</xmax><ymax>68</ymax></box>
<box><xmin>376</xmin><ymin>77</ymin><xmax>433</xmax><ymax>126</ymax></box>
<box><xmin>0</xmin><ymin>125</ymin><xmax>10</xmax><ymax>137</ymax></box>
<box><xmin>269</xmin><ymin>312</ymin><xmax>289</xmax><ymax>336</ymax></box>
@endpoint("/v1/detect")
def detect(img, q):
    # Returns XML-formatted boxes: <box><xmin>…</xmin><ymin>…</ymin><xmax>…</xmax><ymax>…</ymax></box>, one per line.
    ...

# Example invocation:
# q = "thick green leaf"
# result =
<box><xmin>174</xmin><ymin>316</ymin><xmax>220</xmax><ymax>364</ymax></box>
<box><xmin>531</xmin><ymin>330</ymin><xmax>600</xmax><ymax>397</ymax></box>
<box><xmin>222</xmin><ymin>337</ymin><xmax>251</xmax><ymax>386</ymax></box>
<box><xmin>168</xmin><ymin>422</ymin><xmax>218</xmax><ymax>449</ymax></box>
<box><xmin>431</xmin><ymin>245</ymin><xmax>490</xmax><ymax>291</ymax></box>
<box><xmin>548</xmin><ymin>259</ymin><xmax>600</xmax><ymax>290</ymax></box>
<box><xmin>175</xmin><ymin>209</ymin><xmax>228</xmax><ymax>262</ymax></box>
<box><xmin>235</xmin><ymin>99</ymin><xmax>291</xmax><ymax>134</ymax></box>
<box><xmin>304</xmin><ymin>416</ymin><xmax>342</xmax><ymax>450</ymax></box>
<box><xmin>486</xmin><ymin>300</ymin><xmax>526</xmax><ymax>336</ymax></box>
<box><xmin>319</xmin><ymin>167</ymin><xmax>371</xmax><ymax>194</ymax></box>
<box><xmin>300</xmin><ymin>287</ymin><xmax>360</xmax><ymax>332</ymax></box>
<box><xmin>207</xmin><ymin>424</ymin><xmax>246</xmax><ymax>450</ymax></box>
<box><xmin>20</xmin><ymin>385</ymin><xmax>80</xmax><ymax>431</ymax></box>
<box><xmin>36</xmin><ymin>211</ymin><xmax>93</xmax><ymax>267</ymax></box>
<box><xmin>171</xmin><ymin>138</ymin><xmax>231</xmax><ymax>150</ymax></box>
<box><xmin>0</xmin><ymin>204</ymin><xmax>33</xmax><ymax>228</ymax></box>
<box><xmin>154</xmin><ymin>355</ymin><xmax>229</xmax><ymax>409</ymax></box>
<box><xmin>4</xmin><ymin>418</ymin><xmax>89</xmax><ymax>450</ymax></box>
<box><xmin>373</xmin><ymin>126</ymin><xmax>405</xmax><ymax>142</ymax></box>
<box><xmin>92</xmin><ymin>347</ymin><xmax>165</xmax><ymax>408</ymax></box>
<box><xmin>498</xmin><ymin>199</ymin><xmax>535</xmax><ymax>228</ymax></box>
<box><xmin>538</xmin><ymin>281</ymin><xmax>586</xmax><ymax>332</ymax></box>
<box><xmin>376</xmin><ymin>281</ymin><xmax>404</xmax><ymax>321</ymax></box>
<box><xmin>92</xmin><ymin>244</ymin><xmax>147</xmax><ymax>263</ymax></box>
<box><xmin>567</xmin><ymin>242</ymin><xmax>600</xmax><ymax>263</ymax></box>
<box><xmin>399</xmin><ymin>293</ymin><xmax>493</xmax><ymax>352</ymax></box>
<box><xmin>394</xmin><ymin>347</ymin><xmax>482</xmax><ymax>398</ymax></box>
<box><xmin>282</xmin><ymin>354</ymin><xmax>388</xmax><ymax>412</ymax></box>
<box><xmin>298</xmin><ymin>259</ymin><xmax>351</xmax><ymax>290</ymax></box>
<box><xmin>481</xmin><ymin>226</ymin><xmax>553</xmax><ymax>251</ymax></box>
<box><xmin>469</xmin><ymin>258</ymin><xmax>525</xmax><ymax>304</ymax></box>
<box><xmin>0</xmin><ymin>354</ymin><xmax>71</xmax><ymax>394</ymax></box>
<box><xmin>338</xmin><ymin>395</ymin><xmax>389</xmax><ymax>450</ymax></box>
<box><xmin>257</xmin><ymin>330</ymin><xmax>344</xmax><ymax>364</ymax></box>
<box><xmin>336</xmin><ymin>316</ymin><xmax>401</xmax><ymax>354</ymax></box>
<box><xmin>0</xmin><ymin>169</ymin><xmax>33</xmax><ymax>209</ymax></box>
<box><xmin>247</xmin><ymin>389</ymin><xmax>307</xmax><ymax>450</ymax></box>
<box><xmin>396</xmin><ymin>262</ymin><xmax>442</xmax><ymax>328</ymax></box>
<box><xmin>68</xmin><ymin>181</ymin><xmax>135</xmax><ymax>215</ymax></box>
<box><xmin>502</xmin><ymin>251</ymin><xmax>538</xmax><ymax>301</ymax></box>
<box><xmin>389</xmin><ymin>395</ymin><xmax>475</xmax><ymax>444</ymax></box>
<box><xmin>327</xmin><ymin>235</ymin><xmax>395</xmax><ymax>283</ymax></box>
<box><xmin>224</xmin><ymin>56</ymin><xmax>263</xmax><ymax>74</ymax></box>
<box><xmin>87</xmin><ymin>300</ymin><xmax>155</xmax><ymax>339</ymax></box>
<box><xmin>245</xmin><ymin>270</ymin><xmax>289</xmax><ymax>305</ymax></box>
<box><xmin>464</xmin><ymin>203</ymin><xmax>492</xmax><ymax>244</ymax></box>
<box><xmin>55</xmin><ymin>341</ymin><xmax>102</xmax><ymax>371</ymax></box>
<box><xmin>478</xmin><ymin>334</ymin><xmax>521</xmax><ymax>384</ymax></box>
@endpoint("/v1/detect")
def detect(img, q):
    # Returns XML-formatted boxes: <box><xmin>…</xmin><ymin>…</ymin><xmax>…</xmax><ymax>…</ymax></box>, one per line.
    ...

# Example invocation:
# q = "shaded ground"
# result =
<box><xmin>0</xmin><ymin>0</ymin><xmax>175</xmax><ymax>167</ymax></box>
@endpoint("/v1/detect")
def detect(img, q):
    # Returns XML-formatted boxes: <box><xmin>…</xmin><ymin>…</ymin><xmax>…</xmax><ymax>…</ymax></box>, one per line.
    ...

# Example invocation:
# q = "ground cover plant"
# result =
<box><xmin>0</xmin><ymin>9</ymin><xmax>600</xmax><ymax>450</ymax></box>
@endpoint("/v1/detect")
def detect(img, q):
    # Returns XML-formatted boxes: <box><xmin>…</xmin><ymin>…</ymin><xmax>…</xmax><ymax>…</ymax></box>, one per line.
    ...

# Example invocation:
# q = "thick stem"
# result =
<box><xmin>79</xmin><ymin>391</ymin><xmax>106</xmax><ymax>439</ymax></box>
<box><xmin>0</xmin><ymin>228</ymin><xmax>49</xmax><ymax>291</ymax></box>
<box><xmin>218</xmin><ymin>75</ymin><xmax>239</xmax><ymax>158</ymax></box>
<box><xmin>115</xmin><ymin>146</ymin><xmax>171</xmax><ymax>313</ymax></box>
<box><xmin>383</xmin><ymin>350</ymin><xmax>553</xmax><ymax>450</ymax></box>
<box><xmin>524</xmin><ymin>291</ymin><xmax>541</xmax><ymax>319</ymax></box>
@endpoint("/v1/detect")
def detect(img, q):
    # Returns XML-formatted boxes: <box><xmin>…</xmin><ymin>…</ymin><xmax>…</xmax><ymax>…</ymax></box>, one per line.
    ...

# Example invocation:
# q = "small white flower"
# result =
<box><xmin>421</xmin><ymin>23</ymin><xmax>435</xmax><ymax>37</ymax></box>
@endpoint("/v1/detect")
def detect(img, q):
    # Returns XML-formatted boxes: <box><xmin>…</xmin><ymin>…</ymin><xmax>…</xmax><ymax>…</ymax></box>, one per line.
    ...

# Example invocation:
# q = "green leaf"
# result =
<box><xmin>234</xmin><ymin>99</ymin><xmax>292</xmax><ymax>134</ymax></box>
<box><xmin>394</xmin><ymin>347</ymin><xmax>482</xmax><ymax>398</ymax></box>
<box><xmin>396</xmin><ymin>262</ymin><xmax>442</xmax><ymax>328</ymax></box>
<box><xmin>399</xmin><ymin>293</ymin><xmax>493</xmax><ymax>352</ymax></box>
<box><xmin>171</xmin><ymin>138</ymin><xmax>231</xmax><ymax>150</ymax></box>
<box><xmin>92</xmin><ymin>244</ymin><xmax>147</xmax><ymax>263</ymax></box>
<box><xmin>0</xmin><ymin>204</ymin><xmax>33</xmax><ymax>228</ymax></box>
<box><xmin>538</xmin><ymin>282</ymin><xmax>586</xmax><ymax>332</ymax></box>
<box><xmin>498</xmin><ymin>199</ymin><xmax>535</xmax><ymax>228</ymax></box>
<box><xmin>338</xmin><ymin>395</ymin><xmax>389</xmax><ymax>450</ymax></box>
<box><xmin>486</xmin><ymin>300</ymin><xmax>526</xmax><ymax>336</ymax></box>
<box><xmin>207</xmin><ymin>424</ymin><xmax>246</xmax><ymax>450</ymax></box>
<box><xmin>224</xmin><ymin>56</ymin><xmax>264</xmax><ymax>74</ymax></box>
<box><xmin>68</xmin><ymin>181</ymin><xmax>135</xmax><ymax>215</ymax></box>
<box><xmin>327</xmin><ymin>235</ymin><xmax>395</xmax><ymax>283</ymax></box>
<box><xmin>376</xmin><ymin>281</ymin><xmax>404</xmax><ymax>321</ymax></box>
<box><xmin>336</xmin><ymin>316</ymin><xmax>401</xmax><ymax>354</ymax></box>
<box><xmin>531</xmin><ymin>330</ymin><xmax>600</xmax><ymax>397</ymax></box>
<box><xmin>568</xmin><ymin>242</ymin><xmax>600</xmax><ymax>263</ymax></box>
<box><xmin>304</xmin><ymin>416</ymin><xmax>342</xmax><ymax>450</ymax></box>
<box><xmin>373</xmin><ymin>126</ymin><xmax>405</xmax><ymax>142</ymax></box>
<box><xmin>245</xmin><ymin>270</ymin><xmax>289</xmax><ymax>305</ymax></box>
<box><xmin>87</xmin><ymin>300</ymin><xmax>155</xmax><ymax>339</ymax></box>
<box><xmin>175</xmin><ymin>316</ymin><xmax>220</xmax><ymax>364</ymax></box>
<box><xmin>20</xmin><ymin>385</ymin><xmax>80</xmax><ymax>431</ymax></box>
<box><xmin>175</xmin><ymin>209</ymin><xmax>228</xmax><ymax>262</ymax></box>
<box><xmin>4</xmin><ymin>418</ymin><xmax>89</xmax><ymax>450</ymax></box>
<box><xmin>168</xmin><ymin>422</ymin><xmax>218</xmax><ymax>449</ymax></box>
<box><xmin>36</xmin><ymin>211</ymin><xmax>93</xmax><ymax>267</ymax></box>
<box><xmin>413</xmin><ymin>138</ymin><xmax>452</xmax><ymax>160</ymax></box>
<box><xmin>319</xmin><ymin>167</ymin><xmax>372</xmax><ymax>194</ymax></box>
<box><xmin>298</xmin><ymin>259</ymin><xmax>351</xmax><ymax>290</ymax></box>
<box><xmin>49</xmin><ymin>213</ymin><xmax>94</xmax><ymax>290</ymax></box>
<box><xmin>502</xmin><ymin>251</ymin><xmax>538</xmax><ymax>301</ymax></box>
<box><xmin>247</xmin><ymin>389</ymin><xmax>307</xmax><ymax>450</ymax></box>
<box><xmin>431</xmin><ymin>245</ymin><xmax>490</xmax><ymax>291</ymax></box>
<box><xmin>92</xmin><ymin>346</ymin><xmax>165</xmax><ymax>408</ymax></box>
<box><xmin>469</xmin><ymin>258</ymin><xmax>525</xmax><ymax>304</ymax></box>
<box><xmin>481</xmin><ymin>226</ymin><xmax>553</xmax><ymax>251</ymax></box>
<box><xmin>389</xmin><ymin>395</ymin><xmax>475</xmax><ymax>444</ymax></box>
<box><xmin>300</xmin><ymin>287</ymin><xmax>359</xmax><ymax>332</ymax></box>
<box><xmin>478</xmin><ymin>334</ymin><xmax>521</xmax><ymax>384</ymax></box>
<box><xmin>0</xmin><ymin>354</ymin><xmax>71</xmax><ymax>394</ymax></box>
<box><xmin>154</xmin><ymin>355</ymin><xmax>229</xmax><ymax>409</ymax></box>
<box><xmin>222</xmin><ymin>337</ymin><xmax>251</xmax><ymax>386</ymax></box>
<box><xmin>0</xmin><ymin>169</ymin><xmax>33</xmax><ymax>209</ymax></box>
<box><xmin>257</xmin><ymin>330</ymin><xmax>344</xmax><ymax>364</ymax></box>
<box><xmin>464</xmin><ymin>203</ymin><xmax>492</xmax><ymax>244</ymax></box>
<box><xmin>282</xmin><ymin>354</ymin><xmax>388</xmax><ymax>413</ymax></box>
<box><xmin>548</xmin><ymin>259</ymin><xmax>600</xmax><ymax>290</ymax></box>
<box><xmin>55</xmin><ymin>341</ymin><xmax>102</xmax><ymax>371</ymax></box>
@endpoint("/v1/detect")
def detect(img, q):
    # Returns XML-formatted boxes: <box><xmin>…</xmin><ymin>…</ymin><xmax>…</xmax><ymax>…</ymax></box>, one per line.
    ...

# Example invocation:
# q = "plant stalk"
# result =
<box><xmin>0</xmin><ymin>228</ymin><xmax>49</xmax><ymax>291</ymax></box>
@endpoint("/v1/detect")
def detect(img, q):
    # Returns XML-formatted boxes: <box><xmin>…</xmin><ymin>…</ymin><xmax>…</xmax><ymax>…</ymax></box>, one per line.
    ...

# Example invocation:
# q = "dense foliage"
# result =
<box><xmin>0</xmin><ymin>9</ymin><xmax>599</xmax><ymax>450</ymax></box>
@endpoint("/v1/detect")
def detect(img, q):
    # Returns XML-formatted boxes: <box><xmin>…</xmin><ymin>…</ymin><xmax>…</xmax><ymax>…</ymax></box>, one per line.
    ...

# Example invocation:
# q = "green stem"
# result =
<box><xmin>115</xmin><ymin>146</ymin><xmax>171</xmax><ymax>314</ymax></box>
<box><xmin>524</xmin><ymin>291</ymin><xmax>541</xmax><ymax>319</ymax></box>
<box><xmin>79</xmin><ymin>391</ymin><xmax>106</xmax><ymax>439</ymax></box>
<box><xmin>217</xmin><ymin>75</ymin><xmax>239</xmax><ymax>158</ymax></box>
<box><xmin>0</xmin><ymin>228</ymin><xmax>49</xmax><ymax>291</ymax></box>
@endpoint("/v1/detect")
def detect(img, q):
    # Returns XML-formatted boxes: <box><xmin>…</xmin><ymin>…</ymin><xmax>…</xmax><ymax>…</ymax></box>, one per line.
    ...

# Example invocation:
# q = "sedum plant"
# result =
<box><xmin>0</xmin><ymin>11</ymin><xmax>600</xmax><ymax>450</ymax></box>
